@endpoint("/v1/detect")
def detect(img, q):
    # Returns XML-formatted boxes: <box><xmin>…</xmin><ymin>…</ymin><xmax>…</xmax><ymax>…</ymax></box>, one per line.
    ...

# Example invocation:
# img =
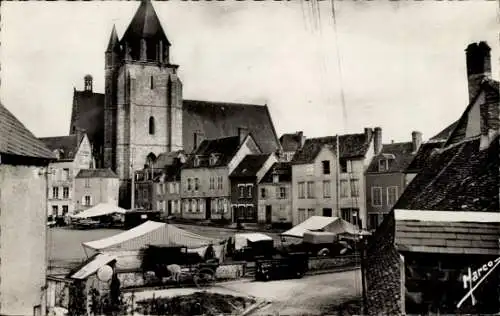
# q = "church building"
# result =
<box><xmin>69</xmin><ymin>0</ymin><xmax>281</xmax><ymax>208</ymax></box>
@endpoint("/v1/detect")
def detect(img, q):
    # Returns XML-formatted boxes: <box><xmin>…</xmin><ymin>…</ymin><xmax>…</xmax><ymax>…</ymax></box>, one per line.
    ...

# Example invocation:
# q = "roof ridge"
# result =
<box><xmin>184</xmin><ymin>99</ymin><xmax>266</xmax><ymax>107</ymax></box>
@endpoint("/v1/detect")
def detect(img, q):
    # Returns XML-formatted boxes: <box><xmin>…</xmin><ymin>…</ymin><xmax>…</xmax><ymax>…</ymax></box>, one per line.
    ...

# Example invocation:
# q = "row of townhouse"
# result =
<box><xmin>134</xmin><ymin>125</ymin><xmax>433</xmax><ymax>230</ymax></box>
<box><xmin>38</xmin><ymin>130</ymin><xmax>119</xmax><ymax>219</ymax></box>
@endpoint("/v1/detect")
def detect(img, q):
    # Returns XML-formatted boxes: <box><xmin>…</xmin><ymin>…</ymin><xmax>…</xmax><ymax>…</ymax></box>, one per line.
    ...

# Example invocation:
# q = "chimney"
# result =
<box><xmin>297</xmin><ymin>131</ymin><xmax>306</xmax><ymax>148</ymax></box>
<box><xmin>364</xmin><ymin>128</ymin><xmax>373</xmax><ymax>143</ymax></box>
<box><xmin>238</xmin><ymin>127</ymin><xmax>249</xmax><ymax>144</ymax></box>
<box><xmin>373</xmin><ymin>127</ymin><xmax>382</xmax><ymax>155</ymax></box>
<box><xmin>411</xmin><ymin>131</ymin><xmax>422</xmax><ymax>152</ymax></box>
<box><xmin>479</xmin><ymin>101</ymin><xmax>499</xmax><ymax>150</ymax></box>
<box><xmin>84</xmin><ymin>75</ymin><xmax>93</xmax><ymax>92</ymax></box>
<box><xmin>466</xmin><ymin>41</ymin><xmax>491</xmax><ymax>103</ymax></box>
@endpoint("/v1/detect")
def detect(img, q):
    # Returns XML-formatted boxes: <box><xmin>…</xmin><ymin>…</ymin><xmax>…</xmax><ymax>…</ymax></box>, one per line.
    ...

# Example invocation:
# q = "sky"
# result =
<box><xmin>1</xmin><ymin>0</ymin><xmax>498</xmax><ymax>144</ymax></box>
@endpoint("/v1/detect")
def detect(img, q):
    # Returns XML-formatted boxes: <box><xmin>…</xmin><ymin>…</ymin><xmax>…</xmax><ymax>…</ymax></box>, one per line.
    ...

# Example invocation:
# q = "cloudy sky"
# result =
<box><xmin>1</xmin><ymin>0</ymin><xmax>498</xmax><ymax>143</ymax></box>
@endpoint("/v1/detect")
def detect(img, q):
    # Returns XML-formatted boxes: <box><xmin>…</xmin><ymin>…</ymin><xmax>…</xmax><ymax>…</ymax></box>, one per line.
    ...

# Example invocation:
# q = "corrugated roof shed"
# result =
<box><xmin>291</xmin><ymin>133</ymin><xmax>372</xmax><ymax>164</ymax></box>
<box><xmin>76</xmin><ymin>168</ymin><xmax>118</xmax><ymax>178</ymax></box>
<box><xmin>366</xmin><ymin>142</ymin><xmax>415</xmax><ymax>173</ymax></box>
<box><xmin>0</xmin><ymin>102</ymin><xmax>56</xmax><ymax>160</ymax></box>
<box><xmin>230</xmin><ymin>154</ymin><xmax>270</xmax><ymax>178</ymax></box>
<box><xmin>182</xmin><ymin>100</ymin><xmax>280</xmax><ymax>154</ymax></box>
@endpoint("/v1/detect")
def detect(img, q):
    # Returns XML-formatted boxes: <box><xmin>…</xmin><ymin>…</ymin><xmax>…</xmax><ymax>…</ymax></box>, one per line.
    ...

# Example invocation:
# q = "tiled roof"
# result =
<box><xmin>155</xmin><ymin>150</ymin><xmax>185</xmax><ymax>168</ymax></box>
<box><xmin>70</xmin><ymin>90</ymin><xmax>104</xmax><ymax>146</ymax></box>
<box><xmin>395</xmin><ymin>219</ymin><xmax>500</xmax><ymax>255</ymax></box>
<box><xmin>279</xmin><ymin>132</ymin><xmax>303</xmax><ymax>152</ymax></box>
<box><xmin>405</xmin><ymin>140</ymin><xmax>445</xmax><ymax>173</ymax></box>
<box><xmin>430</xmin><ymin>121</ymin><xmax>458</xmax><ymax>141</ymax></box>
<box><xmin>366</xmin><ymin>142</ymin><xmax>415</xmax><ymax>173</ymax></box>
<box><xmin>395</xmin><ymin>135</ymin><xmax>499</xmax><ymax>212</ymax></box>
<box><xmin>39</xmin><ymin>134</ymin><xmax>83</xmax><ymax>161</ymax></box>
<box><xmin>0</xmin><ymin>102</ymin><xmax>56</xmax><ymax>160</ymax></box>
<box><xmin>182</xmin><ymin>100</ymin><xmax>280</xmax><ymax>154</ymax></box>
<box><xmin>260</xmin><ymin>162</ymin><xmax>292</xmax><ymax>183</ymax></box>
<box><xmin>163</xmin><ymin>162</ymin><xmax>182</xmax><ymax>182</ymax></box>
<box><xmin>230</xmin><ymin>154</ymin><xmax>270</xmax><ymax>178</ymax></box>
<box><xmin>76</xmin><ymin>168</ymin><xmax>118</xmax><ymax>179</ymax></box>
<box><xmin>183</xmin><ymin>136</ymin><xmax>242</xmax><ymax>169</ymax></box>
<box><xmin>291</xmin><ymin>133</ymin><xmax>372</xmax><ymax>164</ymax></box>
<box><xmin>120</xmin><ymin>0</ymin><xmax>170</xmax><ymax>45</ymax></box>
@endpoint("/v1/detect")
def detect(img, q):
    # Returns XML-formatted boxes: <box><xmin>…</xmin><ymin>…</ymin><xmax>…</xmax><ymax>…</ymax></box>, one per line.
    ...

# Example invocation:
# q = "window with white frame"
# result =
<box><xmin>298</xmin><ymin>182</ymin><xmax>305</xmax><ymax>199</ymax></box>
<box><xmin>209</xmin><ymin>177</ymin><xmax>215</xmax><ymax>190</ymax></box>
<box><xmin>217</xmin><ymin>176</ymin><xmax>223</xmax><ymax>190</ymax></box>
<box><xmin>387</xmin><ymin>186</ymin><xmax>398</xmax><ymax>206</ymax></box>
<box><xmin>194</xmin><ymin>178</ymin><xmax>200</xmax><ymax>191</ymax></box>
<box><xmin>247</xmin><ymin>184</ymin><xmax>253</xmax><ymax>198</ymax></box>
<box><xmin>187</xmin><ymin>178</ymin><xmax>192</xmax><ymax>191</ymax></box>
<box><xmin>184</xmin><ymin>200</ymin><xmax>189</xmax><ymax>213</ymax></box>
<box><xmin>273</xmin><ymin>174</ymin><xmax>279</xmax><ymax>183</ymax></box>
<box><xmin>198</xmin><ymin>199</ymin><xmax>204</xmax><ymax>213</ymax></box>
<box><xmin>279</xmin><ymin>187</ymin><xmax>287</xmax><ymax>199</ymax></box>
<box><xmin>84</xmin><ymin>195</ymin><xmax>91</xmax><ymax>206</ymax></box>
<box><xmin>340</xmin><ymin>180</ymin><xmax>349</xmax><ymax>197</ymax></box>
<box><xmin>239</xmin><ymin>185</ymin><xmax>245</xmax><ymax>198</ymax></box>
<box><xmin>62</xmin><ymin>205</ymin><xmax>68</xmax><ymax>215</ymax></box>
<box><xmin>62</xmin><ymin>168</ymin><xmax>70</xmax><ymax>181</ymax></box>
<box><xmin>306</xmin><ymin>181</ymin><xmax>314</xmax><ymax>198</ymax></box>
<box><xmin>52</xmin><ymin>187</ymin><xmax>59</xmax><ymax>199</ymax></box>
<box><xmin>378</xmin><ymin>159</ymin><xmax>388</xmax><ymax>172</ymax></box>
<box><xmin>192</xmin><ymin>199</ymin><xmax>197</xmax><ymax>213</ymax></box>
<box><xmin>371</xmin><ymin>187</ymin><xmax>383</xmax><ymax>207</ymax></box>
<box><xmin>260</xmin><ymin>187</ymin><xmax>267</xmax><ymax>199</ymax></box>
<box><xmin>298</xmin><ymin>208</ymin><xmax>306</xmax><ymax>223</ymax></box>
<box><xmin>63</xmin><ymin>187</ymin><xmax>69</xmax><ymax>199</ymax></box>
<box><xmin>52</xmin><ymin>205</ymin><xmax>58</xmax><ymax>216</ymax></box>
<box><xmin>350</xmin><ymin>179</ymin><xmax>360</xmax><ymax>197</ymax></box>
<box><xmin>323</xmin><ymin>180</ymin><xmax>331</xmax><ymax>198</ymax></box>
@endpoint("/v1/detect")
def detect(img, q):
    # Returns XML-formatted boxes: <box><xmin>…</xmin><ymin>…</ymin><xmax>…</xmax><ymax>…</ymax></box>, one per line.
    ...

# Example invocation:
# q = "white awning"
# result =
<box><xmin>70</xmin><ymin>253</ymin><xmax>117</xmax><ymax>280</ymax></box>
<box><xmin>281</xmin><ymin>216</ymin><xmax>361</xmax><ymax>238</ymax></box>
<box><xmin>234</xmin><ymin>233</ymin><xmax>273</xmax><ymax>250</ymax></box>
<box><xmin>71</xmin><ymin>203</ymin><xmax>127</xmax><ymax>219</ymax></box>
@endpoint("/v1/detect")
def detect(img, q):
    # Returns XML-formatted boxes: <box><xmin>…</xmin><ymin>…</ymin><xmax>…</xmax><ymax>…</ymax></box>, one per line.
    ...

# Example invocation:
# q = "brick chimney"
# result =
<box><xmin>479</xmin><ymin>100</ymin><xmax>499</xmax><ymax>150</ymax></box>
<box><xmin>373</xmin><ymin>127</ymin><xmax>382</xmax><ymax>155</ymax></box>
<box><xmin>364</xmin><ymin>128</ymin><xmax>373</xmax><ymax>143</ymax></box>
<box><xmin>466</xmin><ymin>41</ymin><xmax>491</xmax><ymax>103</ymax></box>
<box><xmin>411</xmin><ymin>131</ymin><xmax>422</xmax><ymax>153</ymax></box>
<box><xmin>238</xmin><ymin>127</ymin><xmax>249</xmax><ymax>144</ymax></box>
<box><xmin>296</xmin><ymin>131</ymin><xmax>306</xmax><ymax>148</ymax></box>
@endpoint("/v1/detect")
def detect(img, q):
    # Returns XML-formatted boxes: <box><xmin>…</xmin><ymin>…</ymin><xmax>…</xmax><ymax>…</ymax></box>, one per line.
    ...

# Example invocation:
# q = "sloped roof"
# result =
<box><xmin>106</xmin><ymin>25</ymin><xmax>120</xmax><ymax>53</ymax></box>
<box><xmin>230</xmin><ymin>154</ymin><xmax>270</xmax><ymax>178</ymax></box>
<box><xmin>291</xmin><ymin>133</ymin><xmax>372</xmax><ymax>164</ymax></box>
<box><xmin>155</xmin><ymin>150</ymin><xmax>185</xmax><ymax>168</ymax></box>
<box><xmin>163</xmin><ymin>162</ymin><xmax>182</xmax><ymax>182</ymax></box>
<box><xmin>366</xmin><ymin>142</ymin><xmax>415</xmax><ymax>173</ymax></box>
<box><xmin>39</xmin><ymin>134</ymin><xmax>83</xmax><ymax>161</ymax></box>
<box><xmin>184</xmin><ymin>136</ymin><xmax>242</xmax><ymax>169</ymax></box>
<box><xmin>76</xmin><ymin>168</ymin><xmax>118</xmax><ymax>179</ymax></box>
<box><xmin>280</xmin><ymin>132</ymin><xmax>303</xmax><ymax>152</ymax></box>
<box><xmin>395</xmin><ymin>135</ymin><xmax>499</xmax><ymax>212</ymax></box>
<box><xmin>120</xmin><ymin>0</ymin><xmax>170</xmax><ymax>45</ymax></box>
<box><xmin>430</xmin><ymin>121</ymin><xmax>458</xmax><ymax>141</ymax></box>
<box><xmin>261</xmin><ymin>162</ymin><xmax>292</xmax><ymax>183</ymax></box>
<box><xmin>70</xmin><ymin>90</ymin><xmax>104</xmax><ymax>146</ymax></box>
<box><xmin>0</xmin><ymin>102</ymin><xmax>56</xmax><ymax>160</ymax></box>
<box><xmin>405</xmin><ymin>140</ymin><xmax>446</xmax><ymax>173</ymax></box>
<box><xmin>182</xmin><ymin>100</ymin><xmax>280</xmax><ymax>154</ymax></box>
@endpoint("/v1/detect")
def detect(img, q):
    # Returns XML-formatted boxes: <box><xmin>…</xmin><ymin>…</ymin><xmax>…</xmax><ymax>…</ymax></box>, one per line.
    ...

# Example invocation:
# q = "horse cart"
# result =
<box><xmin>141</xmin><ymin>244</ymin><xmax>220</xmax><ymax>287</ymax></box>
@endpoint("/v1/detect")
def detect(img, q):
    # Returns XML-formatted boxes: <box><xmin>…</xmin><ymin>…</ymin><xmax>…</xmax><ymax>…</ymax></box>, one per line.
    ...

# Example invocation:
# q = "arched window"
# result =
<box><xmin>149</xmin><ymin>116</ymin><xmax>155</xmax><ymax>135</ymax></box>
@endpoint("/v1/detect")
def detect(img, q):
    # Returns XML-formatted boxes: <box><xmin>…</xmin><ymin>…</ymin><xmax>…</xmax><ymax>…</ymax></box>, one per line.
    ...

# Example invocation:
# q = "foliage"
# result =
<box><xmin>135</xmin><ymin>292</ymin><xmax>256</xmax><ymax>316</ymax></box>
<box><xmin>68</xmin><ymin>281</ymin><xmax>86</xmax><ymax>316</ymax></box>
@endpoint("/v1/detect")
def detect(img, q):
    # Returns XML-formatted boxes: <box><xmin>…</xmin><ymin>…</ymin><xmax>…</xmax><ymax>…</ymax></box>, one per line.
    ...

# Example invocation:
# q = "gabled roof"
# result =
<box><xmin>395</xmin><ymin>135</ymin><xmax>499</xmax><ymax>212</ymax></box>
<box><xmin>70</xmin><ymin>90</ymin><xmax>104</xmax><ymax>146</ymax></box>
<box><xmin>76</xmin><ymin>168</ymin><xmax>118</xmax><ymax>179</ymax></box>
<box><xmin>260</xmin><ymin>162</ymin><xmax>292</xmax><ymax>183</ymax></box>
<box><xmin>39</xmin><ymin>134</ymin><xmax>84</xmax><ymax>161</ymax></box>
<box><xmin>366</xmin><ymin>142</ymin><xmax>415</xmax><ymax>173</ymax></box>
<box><xmin>291</xmin><ymin>133</ymin><xmax>372</xmax><ymax>164</ymax></box>
<box><xmin>279</xmin><ymin>132</ymin><xmax>303</xmax><ymax>152</ymax></box>
<box><xmin>155</xmin><ymin>150</ymin><xmax>185</xmax><ymax>168</ymax></box>
<box><xmin>120</xmin><ymin>0</ymin><xmax>170</xmax><ymax>45</ymax></box>
<box><xmin>183</xmin><ymin>136</ymin><xmax>242</xmax><ymax>169</ymax></box>
<box><xmin>0</xmin><ymin>102</ymin><xmax>56</xmax><ymax>160</ymax></box>
<box><xmin>230</xmin><ymin>154</ymin><xmax>271</xmax><ymax>178</ymax></box>
<box><xmin>405</xmin><ymin>140</ymin><xmax>446</xmax><ymax>173</ymax></box>
<box><xmin>430</xmin><ymin>121</ymin><xmax>458</xmax><ymax>141</ymax></box>
<box><xmin>182</xmin><ymin>100</ymin><xmax>280</xmax><ymax>154</ymax></box>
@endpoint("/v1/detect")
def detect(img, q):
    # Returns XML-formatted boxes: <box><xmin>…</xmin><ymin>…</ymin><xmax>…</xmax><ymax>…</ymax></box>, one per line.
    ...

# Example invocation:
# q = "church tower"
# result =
<box><xmin>104</xmin><ymin>0</ymin><xmax>183</xmax><ymax>208</ymax></box>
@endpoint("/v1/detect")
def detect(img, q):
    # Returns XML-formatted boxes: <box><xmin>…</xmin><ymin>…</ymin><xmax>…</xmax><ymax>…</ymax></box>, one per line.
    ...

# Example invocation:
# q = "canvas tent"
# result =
<box><xmin>71</xmin><ymin>203</ymin><xmax>127</xmax><ymax>219</ymax></box>
<box><xmin>82</xmin><ymin>221</ymin><xmax>223</xmax><ymax>254</ymax></box>
<box><xmin>234</xmin><ymin>233</ymin><xmax>273</xmax><ymax>251</ymax></box>
<box><xmin>281</xmin><ymin>216</ymin><xmax>361</xmax><ymax>239</ymax></box>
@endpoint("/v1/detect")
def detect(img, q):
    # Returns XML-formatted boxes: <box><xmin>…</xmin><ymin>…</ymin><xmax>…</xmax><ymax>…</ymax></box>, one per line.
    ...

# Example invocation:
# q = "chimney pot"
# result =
<box><xmin>373</xmin><ymin>127</ymin><xmax>382</xmax><ymax>155</ymax></box>
<box><xmin>466</xmin><ymin>41</ymin><xmax>491</xmax><ymax>103</ymax></box>
<box><xmin>411</xmin><ymin>131</ymin><xmax>422</xmax><ymax>152</ymax></box>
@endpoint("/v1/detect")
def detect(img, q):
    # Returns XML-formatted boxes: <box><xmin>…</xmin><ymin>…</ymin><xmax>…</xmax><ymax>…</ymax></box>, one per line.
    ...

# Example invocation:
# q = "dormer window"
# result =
<box><xmin>273</xmin><ymin>174</ymin><xmax>279</xmax><ymax>183</ymax></box>
<box><xmin>209</xmin><ymin>153</ymin><xmax>220</xmax><ymax>166</ymax></box>
<box><xmin>378</xmin><ymin>154</ymin><xmax>396</xmax><ymax>172</ymax></box>
<box><xmin>194</xmin><ymin>156</ymin><xmax>201</xmax><ymax>167</ymax></box>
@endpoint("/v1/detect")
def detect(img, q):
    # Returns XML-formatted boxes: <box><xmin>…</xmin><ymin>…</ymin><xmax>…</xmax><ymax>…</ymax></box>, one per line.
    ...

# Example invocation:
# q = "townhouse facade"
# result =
<box><xmin>229</xmin><ymin>153</ymin><xmax>277</xmax><ymax>222</ymax></box>
<box><xmin>257</xmin><ymin>162</ymin><xmax>293</xmax><ymax>227</ymax></box>
<box><xmin>153</xmin><ymin>160</ymin><xmax>183</xmax><ymax>217</ymax></box>
<box><xmin>180</xmin><ymin>132</ymin><xmax>262</xmax><ymax>222</ymax></box>
<box><xmin>39</xmin><ymin>132</ymin><xmax>94</xmax><ymax>218</ymax></box>
<box><xmin>74</xmin><ymin>169</ymin><xmax>119</xmax><ymax>212</ymax></box>
<box><xmin>291</xmin><ymin>128</ymin><xmax>380</xmax><ymax>228</ymax></box>
<box><xmin>365</xmin><ymin>131</ymin><xmax>421</xmax><ymax>230</ymax></box>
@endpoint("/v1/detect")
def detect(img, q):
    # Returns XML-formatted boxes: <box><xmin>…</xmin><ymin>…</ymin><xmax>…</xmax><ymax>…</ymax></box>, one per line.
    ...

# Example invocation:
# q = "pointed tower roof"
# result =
<box><xmin>106</xmin><ymin>25</ymin><xmax>120</xmax><ymax>53</ymax></box>
<box><xmin>121</xmin><ymin>0</ymin><xmax>170</xmax><ymax>45</ymax></box>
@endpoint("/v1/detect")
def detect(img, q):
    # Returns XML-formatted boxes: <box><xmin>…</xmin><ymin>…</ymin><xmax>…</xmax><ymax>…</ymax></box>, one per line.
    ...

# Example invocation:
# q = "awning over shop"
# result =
<box><xmin>69</xmin><ymin>253</ymin><xmax>117</xmax><ymax>280</ymax></box>
<box><xmin>70</xmin><ymin>203</ymin><xmax>127</xmax><ymax>219</ymax></box>
<box><xmin>281</xmin><ymin>216</ymin><xmax>362</xmax><ymax>238</ymax></box>
<box><xmin>82</xmin><ymin>221</ymin><xmax>223</xmax><ymax>253</ymax></box>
